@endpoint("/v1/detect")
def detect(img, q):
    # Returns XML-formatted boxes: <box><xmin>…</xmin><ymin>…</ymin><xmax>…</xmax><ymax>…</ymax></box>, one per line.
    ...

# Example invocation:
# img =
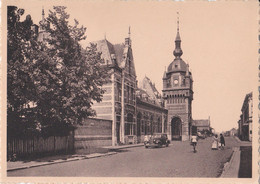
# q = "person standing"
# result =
<box><xmin>212</xmin><ymin>134</ymin><xmax>219</xmax><ymax>150</ymax></box>
<box><xmin>220</xmin><ymin>133</ymin><xmax>225</xmax><ymax>149</ymax></box>
<box><xmin>191</xmin><ymin>134</ymin><xmax>198</xmax><ymax>153</ymax></box>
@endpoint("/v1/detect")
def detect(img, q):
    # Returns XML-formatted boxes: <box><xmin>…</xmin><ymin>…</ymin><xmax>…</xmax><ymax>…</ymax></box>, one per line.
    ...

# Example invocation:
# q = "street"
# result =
<box><xmin>8</xmin><ymin>137</ymin><xmax>240</xmax><ymax>177</ymax></box>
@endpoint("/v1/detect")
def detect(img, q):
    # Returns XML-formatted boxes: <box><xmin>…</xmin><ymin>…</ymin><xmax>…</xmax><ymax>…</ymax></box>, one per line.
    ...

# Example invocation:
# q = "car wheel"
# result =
<box><xmin>145</xmin><ymin>146</ymin><xmax>148</xmax><ymax>148</ymax></box>
<box><xmin>166</xmin><ymin>143</ymin><xmax>169</xmax><ymax>147</ymax></box>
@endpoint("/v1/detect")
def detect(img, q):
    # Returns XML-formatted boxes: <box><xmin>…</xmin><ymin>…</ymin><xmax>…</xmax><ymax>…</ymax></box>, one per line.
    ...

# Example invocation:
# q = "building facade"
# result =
<box><xmin>136</xmin><ymin>77</ymin><xmax>168</xmax><ymax>143</ymax></box>
<box><xmin>238</xmin><ymin>92</ymin><xmax>253</xmax><ymax>141</ymax></box>
<box><xmin>92</xmin><ymin>31</ymin><xmax>137</xmax><ymax>146</ymax></box>
<box><xmin>162</xmin><ymin>21</ymin><xmax>194</xmax><ymax>141</ymax></box>
<box><xmin>92</xmin><ymin>31</ymin><xmax>167</xmax><ymax>146</ymax></box>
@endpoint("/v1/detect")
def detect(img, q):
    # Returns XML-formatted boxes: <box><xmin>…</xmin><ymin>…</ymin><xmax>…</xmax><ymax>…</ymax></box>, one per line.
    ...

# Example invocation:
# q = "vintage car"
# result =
<box><xmin>197</xmin><ymin>131</ymin><xmax>206</xmax><ymax>139</ymax></box>
<box><xmin>144</xmin><ymin>133</ymin><xmax>170</xmax><ymax>148</ymax></box>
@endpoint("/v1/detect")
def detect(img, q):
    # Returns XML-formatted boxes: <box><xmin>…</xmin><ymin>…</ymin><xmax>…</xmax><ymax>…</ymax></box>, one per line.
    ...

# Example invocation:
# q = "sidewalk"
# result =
<box><xmin>220</xmin><ymin>136</ymin><xmax>252</xmax><ymax>178</ymax></box>
<box><xmin>7</xmin><ymin>143</ymin><xmax>144</xmax><ymax>172</ymax></box>
<box><xmin>7</xmin><ymin>152</ymin><xmax>117</xmax><ymax>172</ymax></box>
<box><xmin>220</xmin><ymin>147</ymin><xmax>241</xmax><ymax>178</ymax></box>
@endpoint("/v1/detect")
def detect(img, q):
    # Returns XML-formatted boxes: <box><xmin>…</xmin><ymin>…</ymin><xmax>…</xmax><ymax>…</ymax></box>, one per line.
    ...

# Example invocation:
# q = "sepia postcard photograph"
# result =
<box><xmin>1</xmin><ymin>0</ymin><xmax>258</xmax><ymax>183</ymax></box>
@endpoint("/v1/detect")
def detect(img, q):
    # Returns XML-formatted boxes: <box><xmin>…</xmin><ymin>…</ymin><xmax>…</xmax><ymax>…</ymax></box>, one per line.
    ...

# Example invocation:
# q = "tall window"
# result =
<box><xmin>141</xmin><ymin>120</ymin><xmax>145</xmax><ymax>133</ymax></box>
<box><xmin>164</xmin><ymin>119</ymin><xmax>167</xmax><ymax>133</ymax></box>
<box><xmin>125</xmin><ymin>113</ymin><xmax>134</xmax><ymax>135</ymax></box>
<box><xmin>158</xmin><ymin>118</ymin><xmax>162</xmax><ymax>133</ymax></box>
<box><xmin>116</xmin><ymin>82</ymin><xmax>121</xmax><ymax>102</ymax></box>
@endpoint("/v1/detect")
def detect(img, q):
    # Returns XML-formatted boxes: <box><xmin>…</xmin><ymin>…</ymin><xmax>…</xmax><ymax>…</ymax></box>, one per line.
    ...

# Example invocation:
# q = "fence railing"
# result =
<box><xmin>7</xmin><ymin>132</ymin><xmax>74</xmax><ymax>158</ymax></box>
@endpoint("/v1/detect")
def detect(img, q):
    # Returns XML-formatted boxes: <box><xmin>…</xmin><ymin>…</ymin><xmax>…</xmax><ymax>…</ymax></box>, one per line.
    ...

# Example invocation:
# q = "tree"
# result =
<box><xmin>7</xmin><ymin>6</ymin><xmax>38</xmax><ymax>137</ymax></box>
<box><xmin>7</xmin><ymin>6</ymin><xmax>109</xmax><ymax>137</ymax></box>
<box><xmin>32</xmin><ymin>6</ymin><xmax>109</xmax><ymax>135</ymax></box>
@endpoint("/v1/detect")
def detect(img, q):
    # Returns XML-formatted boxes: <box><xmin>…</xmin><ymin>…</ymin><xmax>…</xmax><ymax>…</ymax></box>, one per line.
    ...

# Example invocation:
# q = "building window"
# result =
<box><xmin>115</xmin><ymin>82</ymin><xmax>121</xmax><ymax>102</ymax></box>
<box><xmin>158</xmin><ymin>118</ymin><xmax>162</xmax><ymax>133</ymax></box>
<box><xmin>126</xmin><ymin>85</ymin><xmax>130</xmax><ymax>103</ymax></box>
<box><xmin>164</xmin><ymin>119</ymin><xmax>167</xmax><ymax>133</ymax></box>
<box><xmin>141</xmin><ymin>120</ymin><xmax>145</xmax><ymax>133</ymax></box>
<box><xmin>125</xmin><ymin>113</ymin><xmax>134</xmax><ymax>135</ymax></box>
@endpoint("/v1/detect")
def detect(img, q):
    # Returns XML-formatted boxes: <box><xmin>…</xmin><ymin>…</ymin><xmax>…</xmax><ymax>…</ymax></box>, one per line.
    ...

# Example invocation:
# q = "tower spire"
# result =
<box><xmin>42</xmin><ymin>7</ymin><xmax>45</xmax><ymax>20</ymax></box>
<box><xmin>173</xmin><ymin>12</ymin><xmax>183</xmax><ymax>58</ymax></box>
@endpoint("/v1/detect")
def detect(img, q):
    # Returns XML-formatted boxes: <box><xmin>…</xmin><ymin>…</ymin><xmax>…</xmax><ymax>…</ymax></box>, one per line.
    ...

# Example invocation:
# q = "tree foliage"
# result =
<box><xmin>7</xmin><ymin>6</ymin><xmax>109</xmax><ymax>137</ymax></box>
<box><xmin>7</xmin><ymin>6</ymin><xmax>38</xmax><ymax>137</ymax></box>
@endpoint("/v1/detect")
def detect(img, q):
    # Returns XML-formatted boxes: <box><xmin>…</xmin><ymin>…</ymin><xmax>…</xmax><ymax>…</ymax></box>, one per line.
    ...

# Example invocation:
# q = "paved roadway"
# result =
<box><xmin>8</xmin><ymin>137</ymin><xmax>240</xmax><ymax>177</ymax></box>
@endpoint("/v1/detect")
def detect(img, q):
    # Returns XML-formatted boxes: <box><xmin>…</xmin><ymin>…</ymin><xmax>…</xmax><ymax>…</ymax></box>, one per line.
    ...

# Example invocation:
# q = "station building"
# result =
<box><xmin>92</xmin><ymin>30</ymin><xmax>168</xmax><ymax>146</ymax></box>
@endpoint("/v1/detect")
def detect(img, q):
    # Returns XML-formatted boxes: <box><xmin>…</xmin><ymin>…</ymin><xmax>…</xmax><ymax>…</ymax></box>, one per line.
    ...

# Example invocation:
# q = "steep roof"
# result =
<box><xmin>113</xmin><ymin>43</ymin><xmax>124</xmax><ymax>67</ymax></box>
<box><xmin>92</xmin><ymin>39</ymin><xmax>136</xmax><ymax>77</ymax></box>
<box><xmin>241</xmin><ymin>92</ymin><xmax>253</xmax><ymax>111</ymax></box>
<box><xmin>139</xmin><ymin>76</ymin><xmax>163</xmax><ymax>106</ymax></box>
<box><xmin>92</xmin><ymin>39</ymin><xmax>115</xmax><ymax>65</ymax></box>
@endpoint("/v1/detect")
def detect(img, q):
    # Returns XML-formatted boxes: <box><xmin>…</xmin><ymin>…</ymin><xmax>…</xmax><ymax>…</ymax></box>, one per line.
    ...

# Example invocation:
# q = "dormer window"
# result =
<box><xmin>175</xmin><ymin>64</ymin><xmax>178</xmax><ymax>68</ymax></box>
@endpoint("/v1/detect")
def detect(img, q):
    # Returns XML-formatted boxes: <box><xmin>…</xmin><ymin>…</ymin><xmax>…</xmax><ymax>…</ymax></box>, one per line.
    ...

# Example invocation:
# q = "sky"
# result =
<box><xmin>8</xmin><ymin>0</ymin><xmax>258</xmax><ymax>133</ymax></box>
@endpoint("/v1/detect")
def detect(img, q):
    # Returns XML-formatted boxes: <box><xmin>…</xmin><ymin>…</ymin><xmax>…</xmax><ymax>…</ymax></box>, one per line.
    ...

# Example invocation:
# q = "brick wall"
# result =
<box><xmin>74</xmin><ymin>118</ymin><xmax>112</xmax><ymax>153</ymax></box>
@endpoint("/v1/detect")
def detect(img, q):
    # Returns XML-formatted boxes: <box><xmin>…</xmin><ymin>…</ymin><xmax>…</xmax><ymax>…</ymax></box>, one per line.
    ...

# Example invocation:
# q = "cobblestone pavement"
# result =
<box><xmin>8</xmin><ymin>136</ymin><xmax>239</xmax><ymax>177</ymax></box>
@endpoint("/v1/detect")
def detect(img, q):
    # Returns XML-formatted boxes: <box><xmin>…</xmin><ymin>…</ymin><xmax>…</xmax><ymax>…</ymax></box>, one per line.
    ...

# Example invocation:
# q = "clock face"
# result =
<box><xmin>174</xmin><ymin>79</ymin><xmax>179</xmax><ymax>84</ymax></box>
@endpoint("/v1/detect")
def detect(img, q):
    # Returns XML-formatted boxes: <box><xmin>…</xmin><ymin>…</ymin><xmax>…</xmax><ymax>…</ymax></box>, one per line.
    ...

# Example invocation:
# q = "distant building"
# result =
<box><xmin>193</xmin><ymin>118</ymin><xmax>211</xmax><ymax>132</ymax></box>
<box><xmin>230</xmin><ymin>128</ymin><xmax>237</xmax><ymax>136</ymax></box>
<box><xmin>238</xmin><ymin>92</ymin><xmax>253</xmax><ymax>141</ymax></box>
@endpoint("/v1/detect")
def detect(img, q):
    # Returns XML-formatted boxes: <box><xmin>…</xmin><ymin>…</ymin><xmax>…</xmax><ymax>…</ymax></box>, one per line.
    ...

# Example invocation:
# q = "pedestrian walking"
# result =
<box><xmin>191</xmin><ymin>134</ymin><xmax>198</xmax><ymax>153</ymax></box>
<box><xmin>211</xmin><ymin>134</ymin><xmax>218</xmax><ymax>150</ymax></box>
<box><xmin>220</xmin><ymin>133</ymin><xmax>225</xmax><ymax>149</ymax></box>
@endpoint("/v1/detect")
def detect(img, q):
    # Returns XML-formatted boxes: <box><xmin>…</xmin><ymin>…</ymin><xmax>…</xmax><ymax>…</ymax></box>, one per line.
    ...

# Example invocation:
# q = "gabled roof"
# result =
<box><xmin>193</xmin><ymin>119</ymin><xmax>210</xmax><ymax>127</ymax></box>
<box><xmin>92</xmin><ymin>39</ymin><xmax>115</xmax><ymax>65</ymax></box>
<box><xmin>92</xmin><ymin>39</ymin><xmax>136</xmax><ymax>77</ymax></box>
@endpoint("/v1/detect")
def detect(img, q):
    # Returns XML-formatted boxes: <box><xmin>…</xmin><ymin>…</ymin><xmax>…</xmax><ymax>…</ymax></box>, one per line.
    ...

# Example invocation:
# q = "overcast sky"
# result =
<box><xmin>11</xmin><ymin>0</ymin><xmax>258</xmax><ymax>133</ymax></box>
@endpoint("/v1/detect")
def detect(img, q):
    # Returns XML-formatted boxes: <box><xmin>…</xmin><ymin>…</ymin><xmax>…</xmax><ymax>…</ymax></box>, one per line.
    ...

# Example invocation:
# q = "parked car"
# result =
<box><xmin>144</xmin><ymin>133</ymin><xmax>170</xmax><ymax>148</ymax></box>
<box><xmin>197</xmin><ymin>132</ymin><xmax>206</xmax><ymax>139</ymax></box>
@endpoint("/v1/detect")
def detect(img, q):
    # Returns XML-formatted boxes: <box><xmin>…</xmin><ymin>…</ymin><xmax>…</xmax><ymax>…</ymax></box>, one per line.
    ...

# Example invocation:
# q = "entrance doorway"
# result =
<box><xmin>171</xmin><ymin>117</ymin><xmax>182</xmax><ymax>140</ymax></box>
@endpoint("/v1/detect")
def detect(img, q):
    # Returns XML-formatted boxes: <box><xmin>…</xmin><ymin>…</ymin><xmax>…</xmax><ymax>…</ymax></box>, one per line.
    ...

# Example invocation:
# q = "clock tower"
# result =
<box><xmin>162</xmin><ymin>18</ymin><xmax>193</xmax><ymax>141</ymax></box>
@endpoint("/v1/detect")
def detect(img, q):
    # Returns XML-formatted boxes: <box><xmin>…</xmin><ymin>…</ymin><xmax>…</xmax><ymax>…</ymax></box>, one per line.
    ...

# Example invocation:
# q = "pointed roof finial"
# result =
<box><xmin>177</xmin><ymin>12</ymin><xmax>179</xmax><ymax>32</ymax></box>
<box><xmin>128</xmin><ymin>26</ymin><xmax>131</xmax><ymax>38</ymax></box>
<box><xmin>173</xmin><ymin>12</ymin><xmax>183</xmax><ymax>57</ymax></box>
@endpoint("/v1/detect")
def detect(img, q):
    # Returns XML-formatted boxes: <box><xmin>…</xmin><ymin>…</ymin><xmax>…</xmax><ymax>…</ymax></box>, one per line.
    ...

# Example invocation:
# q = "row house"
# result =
<box><xmin>238</xmin><ymin>92</ymin><xmax>253</xmax><ymax>141</ymax></box>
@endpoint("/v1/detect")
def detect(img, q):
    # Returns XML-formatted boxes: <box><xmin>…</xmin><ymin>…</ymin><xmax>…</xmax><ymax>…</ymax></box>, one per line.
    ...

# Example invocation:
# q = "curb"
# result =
<box><xmin>7</xmin><ymin>152</ymin><xmax>117</xmax><ymax>172</ymax></box>
<box><xmin>234</xmin><ymin>136</ymin><xmax>242</xmax><ymax>143</ymax></box>
<box><xmin>103</xmin><ymin>144</ymin><xmax>144</xmax><ymax>150</ymax></box>
<box><xmin>220</xmin><ymin>147</ymin><xmax>241</xmax><ymax>178</ymax></box>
